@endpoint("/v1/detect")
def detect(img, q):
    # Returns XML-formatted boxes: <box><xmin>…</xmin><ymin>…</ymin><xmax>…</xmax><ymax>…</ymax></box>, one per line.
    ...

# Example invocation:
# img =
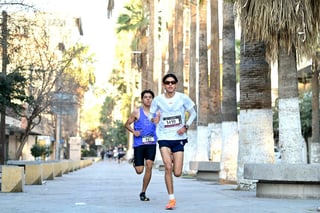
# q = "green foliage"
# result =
<box><xmin>82</xmin><ymin>72</ymin><xmax>130</xmax><ymax>148</ymax></box>
<box><xmin>99</xmin><ymin>96</ymin><xmax>115</xmax><ymax>125</ymax></box>
<box><xmin>115</xmin><ymin>120</ymin><xmax>128</xmax><ymax>144</ymax></box>
<box><xmin>108</xmin><ymin>69</ymin><xmax>127</xmax><ymax>94</ymax></box>
<box><xmin>0</xmin><ymin>71</ymin><xmax>29</xmax><ymax>114</ymax></box>
<box><xmin>273</xmin><ymin>91</ymin><xmax>315</xmax><ymax>141</ymax></box>
<box><xmin>116</xmin><ymin>1</ymin><xmax>148</xmax><ymax>34</ymax></box>
<box><xmin>63</xmin><ymin>43</ymin><xmax>96</xmax><ymax>92</ymax></box>
<box><xmin>99</xmin><ymin>120</ymin><xmax>127</xmax><ymax>148</ymax></box>
<box><xmin>120</xmin><ymin>93</ymin><xmax>132</xmax><ymax>121</ymax></box>
<box><xmin>299</xmin><ymin>92</ymin><xmax>312</xmax><ymax>140</ymax></box>
<box><xmin>81</xmin><ymin>149</ymin><xmax>97</xmax><ymax>157</ymax></box>
<box><xmin>81</xmin><ymin>143</ymin><xmax>97</xmax><ymax>157</ymax></box>
<box><xmin>30</xmin><ymin>143</ymin><xmax>51</xmax><ymax>160</ymax></box>
<box><xmin>116</xmin><ymin>0</ymin><xmax>148</xmax><ymax>50</ymax></box>
<box><xmin>98</xmin><ymin>68</ymin><xmax>130</xmax><ymax>148</ymax></box>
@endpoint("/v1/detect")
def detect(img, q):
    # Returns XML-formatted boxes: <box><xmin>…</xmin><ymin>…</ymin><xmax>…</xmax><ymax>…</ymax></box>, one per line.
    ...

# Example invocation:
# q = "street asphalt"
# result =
<box><xmin>0</xmin><ymin>159</ymin><xmax>319</xmax><ymax>213</ymax></box>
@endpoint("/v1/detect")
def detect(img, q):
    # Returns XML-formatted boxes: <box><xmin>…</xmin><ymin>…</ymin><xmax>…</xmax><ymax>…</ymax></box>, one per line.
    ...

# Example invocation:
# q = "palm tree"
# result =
<box><xmin>238</xmin><ymin>38</ymin><xmax>273</xmax><ymax>185</ymax></box>
<box><xmin>238</xmin><ymin>0</ymin><xmax>320</xmax><ymax>164</ymax></box>
<box><xmin>236</xmin><ymin>0</ymin><xmax>320</xmax><ymax>182</ymax></box>
<box><xmin>116</xmin><ymin>0</ymin><xmax>150</xmax><ymax>157</ymax></box>
<box><xmin>208</xmin><ymin>0</ymin><xmax>222</xmax><ymax>163</ymax></box>
<box><xmin>196</xmin><ymin>0</ymin><xmax>210</xmax><ymax>161</ymax></box>
<box><xmin>146</xmin><ymin>0</ymin><xmax>156</xmax><ymax>93</ymax></box>
<box><xmin>188</xmin><ymin>0</ymin><xmax>197</xmax><ymax>122</ymax></box>
<box><xmin>219</xmin><ymin>0</ymin><xmax>239</xmax><ymax>184</ymax></box>
<box><xmin>278</xmin><ymin>47</ymin><xmax>306</xmax><ymax>163</ymax></box>
<box><xmin>183</xmin><ymin>0</ymin><xmax>198</xmax><ymax>173</ymax></box>
<box><xmin>159</xmin><ymin>0</ymin><xmax>169</xmax><ymax>83</ymax></box>
<box><xmin>167</xmin><ymin>0</ymin><xmax>174</xmax><ymax>76</ymax></box>
<box><xmin>172</xmin><ymin>0</ymin><xmax>184</xmax><ymax>92</ymax></box>
<box><xmin>116</xmin><ymin>0</ymin><xmax>150</xmax><ymax>90</ymax></box>
<box><xmin>311</xmin><ymin>51</ymin><xmax>320</xmax><ymax>163</ymax></box>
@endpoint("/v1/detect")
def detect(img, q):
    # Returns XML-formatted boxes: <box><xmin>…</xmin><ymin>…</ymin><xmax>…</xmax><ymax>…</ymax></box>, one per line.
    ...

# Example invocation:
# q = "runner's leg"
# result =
<box><xmin>160</xmin><ymin>147</ymin><xmax>174</xmax><ymax>195</ymax></box>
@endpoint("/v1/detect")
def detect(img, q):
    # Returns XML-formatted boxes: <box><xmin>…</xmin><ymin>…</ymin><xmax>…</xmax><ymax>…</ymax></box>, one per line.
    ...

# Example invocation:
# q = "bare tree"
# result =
<box><xmin>4</xmin><ymin>12</ymin><xmax>94</xmax><ymax>159</ymax></box>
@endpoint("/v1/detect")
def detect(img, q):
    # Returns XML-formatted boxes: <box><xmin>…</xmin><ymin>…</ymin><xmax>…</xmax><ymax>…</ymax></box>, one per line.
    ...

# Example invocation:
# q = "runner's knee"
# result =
<box><xmin>165</xmin><ymin>163</ymin><xmax>173</xmax><ymax>173</ymax></box>
<box><xmin>173</xmin><ymin>170</ymin><xmax>182</xmax><ymax>177</ymax></box>
<box><xmin>135</xmin><ymin>166</ymin><xmax>144</xmax><ymax>174</ymax></box>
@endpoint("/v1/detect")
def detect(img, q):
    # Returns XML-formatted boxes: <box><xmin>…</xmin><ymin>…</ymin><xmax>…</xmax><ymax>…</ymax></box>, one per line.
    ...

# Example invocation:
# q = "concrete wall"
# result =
<box><xmin>69</xmin><ymin>137</ymin><xmax>81</xmax><ymax>161</ymax></box>
<box><xmin>8</xmin><ymin>134</ymin><xmax>37</xmax><ymax>161</ymax></box>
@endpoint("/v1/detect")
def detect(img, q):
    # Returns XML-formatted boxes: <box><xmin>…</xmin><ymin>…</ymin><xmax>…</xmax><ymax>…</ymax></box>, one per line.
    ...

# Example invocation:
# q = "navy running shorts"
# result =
<box><xmin>158</xmin><ymin>139</ymin><xmax>188</xmax><ymax>153</ymax></box>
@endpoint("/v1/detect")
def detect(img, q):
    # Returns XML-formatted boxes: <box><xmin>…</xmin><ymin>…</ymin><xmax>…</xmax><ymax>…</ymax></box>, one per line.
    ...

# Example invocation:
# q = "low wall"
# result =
<box><xmin>189</xmin><ymin>161</ymin><xmax>220</xmax><ymax>181</ymax></box>
<box><xmin>244</xmin><ymin>163</ymin><xmax>320</xmax><ymax>199</ymax></box>
<box><xmin>1</xmin><ymin>165</ymin><xmax>24</xmax><ymax>192</ymax></box>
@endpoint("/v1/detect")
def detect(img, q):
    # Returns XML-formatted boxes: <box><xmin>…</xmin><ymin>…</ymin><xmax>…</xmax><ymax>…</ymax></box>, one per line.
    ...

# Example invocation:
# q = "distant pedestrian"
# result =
<box><xmin>117</xmin><ymin>144</ymin><xmax>126</xmax><ymax>163</ymax></box>
<box><xmin>100</xmin><ymin>149</ymin><xmax>105</xmax><ymax>160</ymax></box>
<box><xmin>125</xmin><ymin>89</ymin><xmax>158</xmax><ymax>201</ymax></box>
<box><xmin>113</xmin><ymin>147</ymin><xmax>118</xmax><ymax>161</ymax></box>
<box><xmin>106</xmin><ymin>146</ymin><xmax>113</xmax><ymax>161</ymax></box>
<box><xmin>149</xmin><ymin>73</ymin><xmax>196</xmax><ymax>210</ymax></box>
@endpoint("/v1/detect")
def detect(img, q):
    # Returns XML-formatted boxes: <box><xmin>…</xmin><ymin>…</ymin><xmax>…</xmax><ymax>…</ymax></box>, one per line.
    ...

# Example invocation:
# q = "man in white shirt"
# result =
<box><xmin>149</xmin><ymin>73</ymin><xmax>196</xmax><ymax>210</ymax></box>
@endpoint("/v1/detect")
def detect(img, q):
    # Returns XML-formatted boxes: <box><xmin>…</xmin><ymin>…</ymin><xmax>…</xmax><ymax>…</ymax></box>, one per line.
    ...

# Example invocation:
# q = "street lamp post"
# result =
<box><xmin>55</xmin><ymin>44</ymin><xmax>64</xmax><ymax>160</ymax></box>
<box><xmin>55</xmin><ymin>106</ymin><xmax>61</xmax><ymax>160</ymax></box>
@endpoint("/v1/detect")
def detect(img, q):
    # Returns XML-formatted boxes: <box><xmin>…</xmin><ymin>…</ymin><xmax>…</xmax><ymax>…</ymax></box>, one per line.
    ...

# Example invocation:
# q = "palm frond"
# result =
<box><xmin>237</xmin><ymin>0</ymin><xmax>319</xmax><ymax>60</ymax></box>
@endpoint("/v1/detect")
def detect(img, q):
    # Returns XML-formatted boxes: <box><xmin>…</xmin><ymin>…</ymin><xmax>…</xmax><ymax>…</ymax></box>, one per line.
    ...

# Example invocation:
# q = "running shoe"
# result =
<box><xmin>140</xmin><ymin>192</ymin><xmax>150</xmax><ymax>201</ymax></box>
<box><xmin>165</xmin><ymin>199</ymin><xmax>176</xmax><ymax>210</ymax></box>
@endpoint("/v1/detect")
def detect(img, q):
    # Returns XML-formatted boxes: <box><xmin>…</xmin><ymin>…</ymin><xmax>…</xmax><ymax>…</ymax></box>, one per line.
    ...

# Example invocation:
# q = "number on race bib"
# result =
<box><xmin>142</xmin><ymin>136</ymin><xmax>155</xmax><ymax>143</ymax></box>
<box><xmin>163</xmin><ymin>115</ymin><xmax>181</xmax><ymax>128</ymax></box>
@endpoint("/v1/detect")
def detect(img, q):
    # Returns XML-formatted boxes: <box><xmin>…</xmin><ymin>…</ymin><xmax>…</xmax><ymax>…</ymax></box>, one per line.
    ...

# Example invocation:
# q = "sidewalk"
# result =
<box><xmin>0</xmin><ymin>160</ymin><xmax>319</xmax><ymax>213</ymax></box>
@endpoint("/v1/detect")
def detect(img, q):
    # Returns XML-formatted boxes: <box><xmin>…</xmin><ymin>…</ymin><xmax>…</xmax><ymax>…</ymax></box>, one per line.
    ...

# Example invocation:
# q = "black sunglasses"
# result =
<box><xmin>164</xmin><ymin>80</ymin><xmax>176</xmax><ymax>85</ymax></box>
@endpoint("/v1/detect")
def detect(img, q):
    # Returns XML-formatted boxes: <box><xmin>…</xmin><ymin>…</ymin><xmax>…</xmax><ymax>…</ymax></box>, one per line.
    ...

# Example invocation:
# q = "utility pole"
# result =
<box><xmin>55</xmin><ymin>108</ymin><xmax>61</xmax><ymax>160</ymax></box>
<box><xmin>55</xmin><ymin>44</ymin><xmax>65</xmax><ymax>160</ymax></box>
<box><xmin>0</xmin><ymin>11</ymin><xmax>8</xmax><ymax>164</ymax></box>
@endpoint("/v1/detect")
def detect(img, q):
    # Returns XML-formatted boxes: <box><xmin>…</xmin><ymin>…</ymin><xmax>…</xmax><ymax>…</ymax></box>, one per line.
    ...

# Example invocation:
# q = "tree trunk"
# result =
<box><xmin>209</xmin><ymin>0</ymin><xmax>222</xmax><ymax>162</ymax></box>
<box><xmin>238</xmin><ymin>38</ymin><xmax>273</xmax><ymax>187</ymax></box>
<box><xmin>182</xmin><ymin>0</ymin><xmax>198</xmax><ymax>173</ymax></box>
<box><xmin>311</xmin><ymin>52</ymin><xmax>320</xmax><ymax>143</ymax></box>
<box><xmin>160</xmin><ymin>0</ymin><xmax>169</xmax><ymax>94</ymax></box>
<box><xmin>173</xmin><ymin>0</ymin><xmax>184</xmax><ymax>92</ymax></box>
<box><xmin>310</xmin><ymin>51</ymin><xmax>320</xmax><ymax>163</ymax></box>
<box><xmin>16</xmin><ymin>130</ymin><xmax>30</xmax><ymax>160</ymax></box>
<box><xmin>146</xmin><ymin>0</ymin><xmax>155</xmax><ymax>93</ymax></box>
<box><xmin>168</xmin><ymin>0</ymin><xmax>174</xmax><ymax>74</ymax></box>
<box><xmin>220</xmin><ymin>0</ymin><xmax>238</xmax><ymax>184</ymax></box>
<box><xmin>189</xmin><ymin>0</ymin><xmax>197</xmax><ymax>124</ymax></box>
<box><xmin>196</xmin><ymin>0</ymin><xmax>209</xmax><ymax>161</ymax></box>
<box><xmin>278</xmin><ymin>47</ymin><xmax>306</xmax><ymax>163</ymax></box>
<box><xmin>1</xmin><ymin>11</ymin><xmax>8</xmax><ymax>164</ymax></box>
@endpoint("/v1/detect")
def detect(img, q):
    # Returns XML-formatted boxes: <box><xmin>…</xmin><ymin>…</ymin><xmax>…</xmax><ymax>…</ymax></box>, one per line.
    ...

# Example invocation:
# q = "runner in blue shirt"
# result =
<box><xmin>125</xmin><ymin>89</ymin><xmax>158</xmax><ymax>202</ymax></box>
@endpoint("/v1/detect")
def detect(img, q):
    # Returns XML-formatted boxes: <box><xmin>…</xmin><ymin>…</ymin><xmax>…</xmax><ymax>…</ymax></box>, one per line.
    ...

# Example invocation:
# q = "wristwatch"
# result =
<box><xmin>184</xmin><ymin>124</ymin><xmax>189</xmax><ymax>130</ymax></box>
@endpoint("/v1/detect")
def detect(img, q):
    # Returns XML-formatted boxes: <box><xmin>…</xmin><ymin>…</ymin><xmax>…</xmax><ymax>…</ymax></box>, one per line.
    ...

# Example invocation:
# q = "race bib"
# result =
<box><xmin>163</xmin><ymin>115</ymin><xmax>182</xmax><ymax>128</ymax></box>
<box><xmin>142</xmin><ymin>136</ymin><xmax>155</xmax><ymax>143</ymax></box>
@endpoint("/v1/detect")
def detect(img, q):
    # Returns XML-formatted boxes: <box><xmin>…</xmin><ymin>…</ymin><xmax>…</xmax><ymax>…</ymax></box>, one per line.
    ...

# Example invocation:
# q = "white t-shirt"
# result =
<box><xmin>150</xmin><ymin>92</ymin><xmax>195</xmax><ymax>140</ymax></box>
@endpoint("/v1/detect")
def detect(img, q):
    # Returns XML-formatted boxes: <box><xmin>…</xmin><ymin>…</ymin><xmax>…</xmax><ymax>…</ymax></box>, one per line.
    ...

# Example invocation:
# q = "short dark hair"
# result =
<box><xmin>141</xmin><ymin>89</ymin><xmax>154</xmax><ymax>99</ymax></box>
<box><xmin>162</xmin><ymin>73</ymin><xmax>178</xmax><ymax>84</ymax></box>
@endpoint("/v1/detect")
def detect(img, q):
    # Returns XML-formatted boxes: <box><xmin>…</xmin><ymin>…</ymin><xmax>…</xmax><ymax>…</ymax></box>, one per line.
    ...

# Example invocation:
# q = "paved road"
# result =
<box><xmin>0</xmin><ymin>160</ymin><xmax>319</xmax><ymax>213</ymax></box>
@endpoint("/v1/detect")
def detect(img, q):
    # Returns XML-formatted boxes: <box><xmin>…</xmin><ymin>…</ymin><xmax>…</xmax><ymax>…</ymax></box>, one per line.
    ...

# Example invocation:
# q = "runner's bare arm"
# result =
<box><xmin>125</xmin><ymin>109</ymin><xmax>139</xmax><ymax>135</ymax></box>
